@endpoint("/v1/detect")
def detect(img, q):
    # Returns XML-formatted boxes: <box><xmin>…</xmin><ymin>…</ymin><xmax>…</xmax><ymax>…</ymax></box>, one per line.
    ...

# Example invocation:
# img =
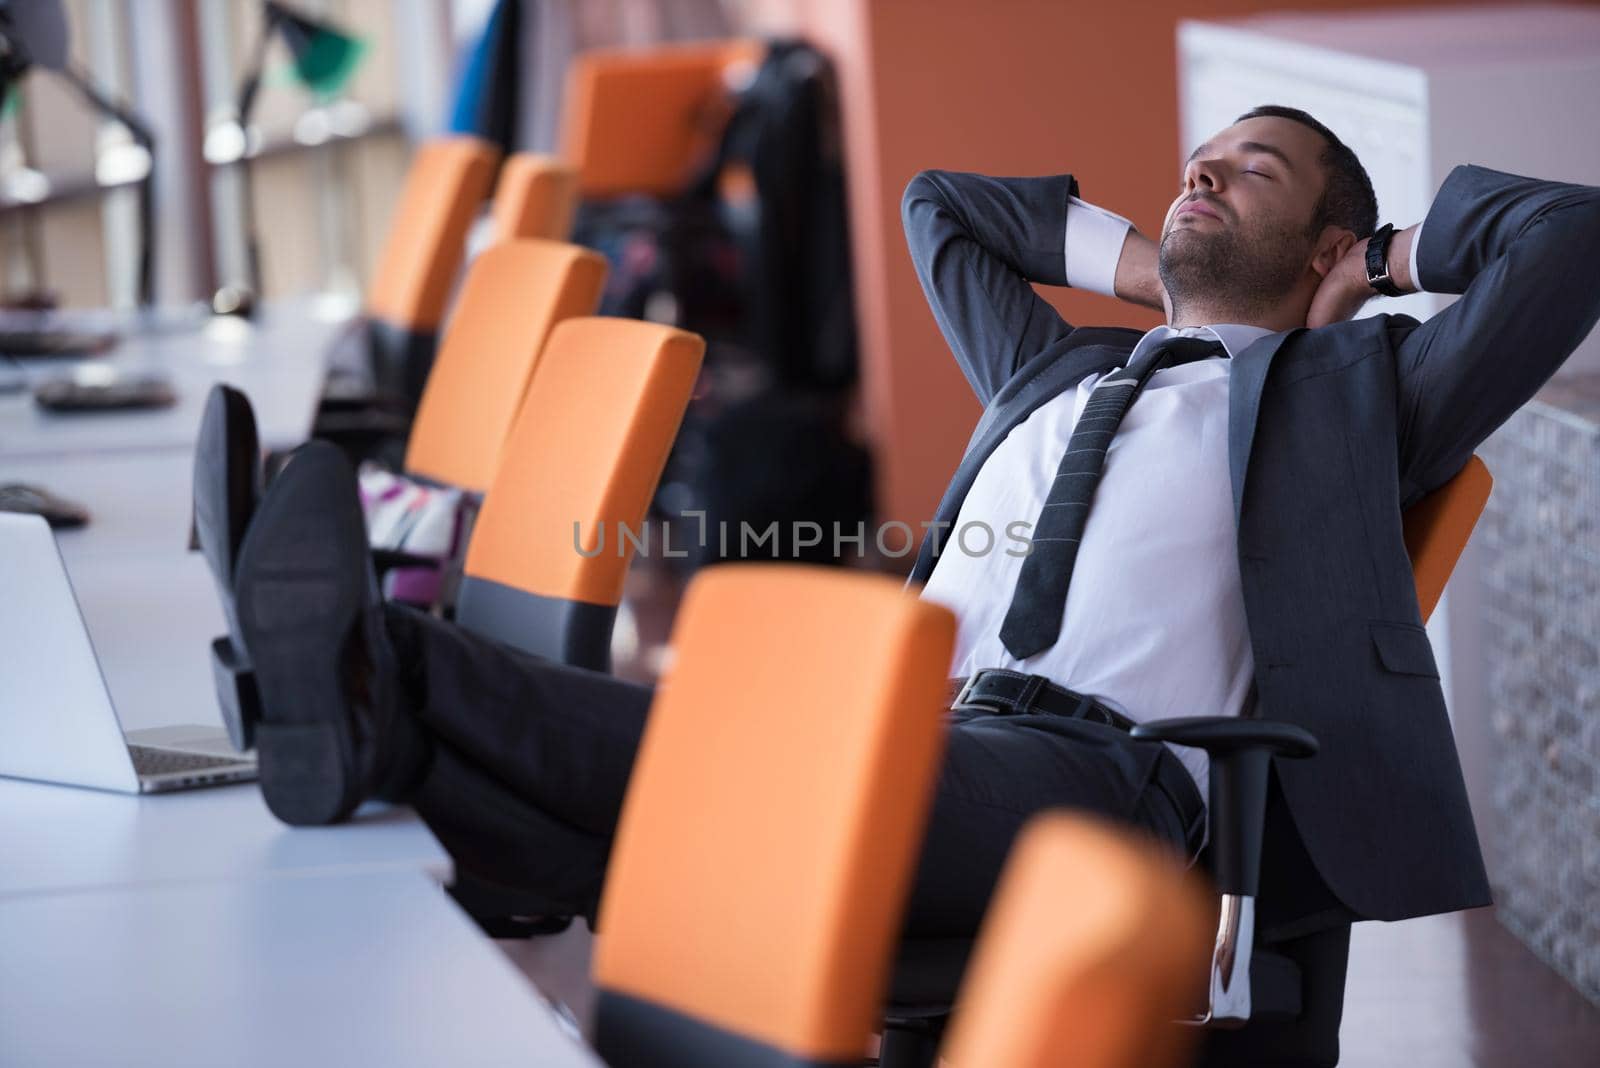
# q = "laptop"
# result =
<box><xmin>0</xmin><ymin>512</ymin><xmax>257</xmax><ymax>793</ymax></box>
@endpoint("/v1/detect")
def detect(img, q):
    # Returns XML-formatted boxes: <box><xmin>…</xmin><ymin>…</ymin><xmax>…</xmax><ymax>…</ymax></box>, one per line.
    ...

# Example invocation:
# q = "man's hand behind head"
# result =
<box><xmin>1306</xmin><ymin>237</ymin><xmax>1373</xmax><ymax>328</ymax></box>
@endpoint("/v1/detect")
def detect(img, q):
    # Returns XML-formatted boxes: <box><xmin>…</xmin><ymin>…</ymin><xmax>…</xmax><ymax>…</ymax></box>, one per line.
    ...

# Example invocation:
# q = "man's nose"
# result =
<box><xmin>1186</xmin><ymin>162</ymin><xmax>1220</xmax><ymax>192</ymax></box>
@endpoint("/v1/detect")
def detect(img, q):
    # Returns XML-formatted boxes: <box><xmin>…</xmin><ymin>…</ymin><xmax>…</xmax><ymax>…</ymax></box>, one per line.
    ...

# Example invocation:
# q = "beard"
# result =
<box><xmin>1158</xmin><ymin>213</ymin><xmax>1314</xmax><ymax>320</ymax></box>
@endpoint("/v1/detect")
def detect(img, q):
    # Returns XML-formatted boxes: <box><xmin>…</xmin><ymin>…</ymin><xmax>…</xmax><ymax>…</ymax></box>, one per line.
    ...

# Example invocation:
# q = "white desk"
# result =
<box><xmin>0</xmin><ymin>529</ymin><xmax>452</xmax><ymax>898</ymax></box>
<box><xmin>0</xmin><ymin>299</ymin><xmax>583</xmax><ymax>1066</ymax></box>
<box><xmin>0</xmin><ymin>298</ymin><xmax>355</xmax><ymax>460</ymax></box>
<box><xmin>0</xmin><ymin>451</ymin><xmax>193</xmax><ymax>560</ymax></box>
<box><xmin>0</xmin><ymin>300</ymin><xmax>448</xmax><ymax>898</ymax></box>
<box><xmin>0</xmin><ymin>778</ymin><xmax>450</xmax><ymax>899</ymax></box>
<box><xmin>0</xmin><ymin>870</ymin><xmax>603</xmax><ymax>1067</ymax></box>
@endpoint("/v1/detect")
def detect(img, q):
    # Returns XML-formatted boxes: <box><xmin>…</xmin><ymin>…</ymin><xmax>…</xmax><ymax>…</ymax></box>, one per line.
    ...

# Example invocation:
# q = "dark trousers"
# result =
<box><xmin>386</xmin><ymin>606</ymin><xmax>1206</xmax><ymax>934</ymax></box>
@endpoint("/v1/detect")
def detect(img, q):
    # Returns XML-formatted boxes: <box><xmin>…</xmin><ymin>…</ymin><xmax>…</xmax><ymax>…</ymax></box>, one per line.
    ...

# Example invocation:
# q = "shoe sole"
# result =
<box><xmin>195</xmin><ymin>386</ymin><xmax>264</xmax><ymax>751</ymax></box>
<box><xmin>193</xmin><ymin>385</ymin><xmax>260</xmax><ymax>640</ymax></box>
<box><xmin>233</xmin><ymin>444</ymin><xmax>368</xmax><ymax>826</ymax></box>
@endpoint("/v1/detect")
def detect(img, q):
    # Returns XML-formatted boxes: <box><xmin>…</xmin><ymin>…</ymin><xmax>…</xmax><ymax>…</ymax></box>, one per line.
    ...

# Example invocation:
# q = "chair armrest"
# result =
<box><xmin>1130</xmin><ymin>716</ymin><xmax>1318</xmax><ymax>897</ymax></box>
<box><xmin>312</xmin><ymin>406</ymin><xmax>412</xmax><ymax>438</ymax></box>
<box><xmin>311</xmin><ymin>406</ymin><xmax>412</xmax><ymax>468</ymax></box>
<box><xmin>316</xmin><ymin>394</ymin><xmax>387</xmax><ymax>414</ymax></box>
<box><xmin>372</xmin><ymin>548</ymin><xmax>442</xmax><ymax>576</ymax></box>
<box><xmin>1131</xmin><ymin>717</ymin><xmax>1320</xmax><ymax>1027</ymax></box>
<box><xmin>1129</xmin><ymin>717</ymin><xmax>1317</xmax><ymax>758</ymax></box>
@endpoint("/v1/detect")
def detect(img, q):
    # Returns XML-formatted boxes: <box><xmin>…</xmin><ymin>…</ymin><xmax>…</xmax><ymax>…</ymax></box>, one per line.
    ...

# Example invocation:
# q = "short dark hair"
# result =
<box><xmin>1234</xmin><ymin>104</ymin><xmax>1378</xmax><ymax>238</ymax></box>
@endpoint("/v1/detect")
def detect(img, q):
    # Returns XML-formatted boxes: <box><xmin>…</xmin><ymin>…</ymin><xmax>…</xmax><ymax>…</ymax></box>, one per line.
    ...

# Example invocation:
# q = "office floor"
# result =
<box><xmin>1339</xmin><ymin>909</ymin><xmax>1600</xmax><ymax>1067</ymax></box>
<box><xmin>497</xmin><ymin>909</ymin><xmax>1600</xmax><ymax>1066</ymax></box>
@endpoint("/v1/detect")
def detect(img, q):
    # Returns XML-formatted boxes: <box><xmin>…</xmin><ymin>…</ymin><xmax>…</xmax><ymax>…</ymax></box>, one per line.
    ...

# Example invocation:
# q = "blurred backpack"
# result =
<box><xmin>573</xmin><ymin>38</ymin><xmax>870</xmax><ymax>568</ymax></box>
<box><xmin>573</xmin><ymin>38</ymin><xmax>857</xmax><ymax>390</ymax></box>
<box><xmin>703</xmin><ymin>38</ymin><xmax>858</xmax><ymax>392</ymax></box>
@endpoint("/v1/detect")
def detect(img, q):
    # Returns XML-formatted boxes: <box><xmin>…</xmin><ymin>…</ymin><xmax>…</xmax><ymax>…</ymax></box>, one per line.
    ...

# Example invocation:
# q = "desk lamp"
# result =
<box><xmin>208</xmin><ymin>1</ymin><xmax>365</xmax><ymax>317</ymax></box>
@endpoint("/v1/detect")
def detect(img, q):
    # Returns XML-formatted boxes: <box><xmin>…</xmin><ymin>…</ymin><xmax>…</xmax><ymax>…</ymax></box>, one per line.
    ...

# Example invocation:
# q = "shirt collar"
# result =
<box><xmin>1130</xmin><ymin>322</ymin><xmax>1274</xmax><ymax>363</ymax></box>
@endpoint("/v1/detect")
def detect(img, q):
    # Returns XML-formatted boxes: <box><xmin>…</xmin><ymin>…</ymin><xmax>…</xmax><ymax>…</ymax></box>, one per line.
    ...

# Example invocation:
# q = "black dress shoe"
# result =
<box><xmin>193</xmin><ymin>384</ymin><xmax>265</xmax><ymax>750</ymax></box>
<box><xmin>232</xmin><ymin>442</ymin><xmax>427</xmax><ymax>825</ymax></box>
<box><xmin>194</xmin><ymin>384</ymin><xmax>261</xmax><ymax>639</ymax></box>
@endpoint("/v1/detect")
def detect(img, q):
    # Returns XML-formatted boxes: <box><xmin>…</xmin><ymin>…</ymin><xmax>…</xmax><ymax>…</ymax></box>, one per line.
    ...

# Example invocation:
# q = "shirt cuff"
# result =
<box><xmin>1064</xmin><ymin>195</ymin><xmax>1133</xmax><ymax>297</ymax></box>
<box><xmin>1408</xmin><ymin>217</ymin><xmax>1427</xmax><ymax>294</ymax></box>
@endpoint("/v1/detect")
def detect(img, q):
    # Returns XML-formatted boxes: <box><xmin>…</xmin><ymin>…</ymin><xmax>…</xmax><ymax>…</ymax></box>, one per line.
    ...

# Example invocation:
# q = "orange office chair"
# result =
<box><xmin>403</xmin><ymin>239</ymin><xmax>606</xmax><ymax>495</ymax></box>
<box><xmin>1166</xmin><ymin>453</ymin><xmax>1493</xmax><ymax>1067</ymax></box>
<box><xmin>939</xmin><ymin>814</ymin><xmax>1214</xmax><ymax>1068</ymax></box>
<box><xmin>1402</xmin><ymin>455</ymin><xmax>1493</xmax><ymax>621</ymax></box>
<box><xmin>591</xmin><ymin>565</ymin><xmax>956</xmax><ymax>1068</ymax></box>
<box><xmin>440</xmin><ymin>317</ymin><xmax>704</xmax><ymax>935</ymax></box>
<box><xmin>215</xmin><ymin>239</ymin><xmax>607</xmax><ymax>747</ymax></box>
<box><xmin>344</xmin><ymin>237</ymin><xmax>602</xmax><ymax>603</ymax></box>
<box><xmin>560</xmin><ymin>39</ymin><xmax>764</xmax><ymax>199</ymax></box>
<box><xmin>453</xmin><ymin>316</ymin><xmax>705</xmax><ymax>672</ymax></box>
<box><xmin>882</xmin><ymin>455</ymin><xmax>1495</xmax><ymax>1068</ymax></box>
<box><xmin>361</xmin><ymin>135</ymin><xmax>500</xmax><ymax>410</ymax></box>
<box><xmin>490</xmin><ymin>154</ymin><xmax>580</xmax><ymax>242</ymax></box>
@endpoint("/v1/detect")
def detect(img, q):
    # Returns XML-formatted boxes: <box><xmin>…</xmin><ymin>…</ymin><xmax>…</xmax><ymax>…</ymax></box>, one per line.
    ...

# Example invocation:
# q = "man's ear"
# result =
<box><xmin>1310</xmin><ymin>227</ymin><xmax>1358</xmax><ymax>280</ymax></box>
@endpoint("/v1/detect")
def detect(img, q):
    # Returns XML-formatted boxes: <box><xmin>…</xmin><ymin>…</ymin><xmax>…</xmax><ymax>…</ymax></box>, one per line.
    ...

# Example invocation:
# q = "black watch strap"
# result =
<box><xmin>1365</xmin><ymin>222</ymin><xmax>1404</xmax><ymax>297</ymax></box>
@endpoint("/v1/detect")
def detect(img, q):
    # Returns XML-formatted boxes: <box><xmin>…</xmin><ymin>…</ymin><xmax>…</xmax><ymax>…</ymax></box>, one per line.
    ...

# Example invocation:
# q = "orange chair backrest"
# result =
<box><xmin>491</xmin><ymin>153</ymin><xmax>580</xmax><ymax>242</ymax></box>
<box><xmin>592</xmin><ymin>565</ymin><xmax>956</xmax><ymax>1063</ymax></box>
<box><xmin>365</xmin><ymin>136</ymin><xmax>500</xmax><ymax>332</ymax></box>
<box><xmin>940</xmin><ymin>814</ymin><xmax>1213</xmax><ymax>1068</ymax></box>
<box><xmin>462</xmin><ymin>317</ymin><xmax>703</xmax><ymax>607</ymax></box>
<box><xmin>1404</xmin><ymin>455</ymin><xmax>1493</xmax><ymax>623</ymax></box>
<box><xmin>402</xmin><ymin>240</ymin><xmax>606</xmax><ymax>493</ymax></box>
<box><xmin>560</xmin><ymin>39</ymin><xmax>764</xmax><ymax>198</ymax></box>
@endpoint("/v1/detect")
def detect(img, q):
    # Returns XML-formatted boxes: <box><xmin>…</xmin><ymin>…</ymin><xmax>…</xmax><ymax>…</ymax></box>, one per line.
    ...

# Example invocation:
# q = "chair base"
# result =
<box><xmin>878</xmin><ymin>925</ymin><xmax>1344</xmax><ymax>1068</ymax></box>
<box><xmin>876</xmin><ymin>1016</ymin><xmax>945</xmax><ymax>1068</ymax></box>
<box><xmin>447</xmin><ymin>874</ymin><xmax>576</xmax><ymax>939</ymax></box>
<box><xmin>1195</xmin><ymin>924</ymin><xmax>1351</xmax><ymax>1067</ymax></box>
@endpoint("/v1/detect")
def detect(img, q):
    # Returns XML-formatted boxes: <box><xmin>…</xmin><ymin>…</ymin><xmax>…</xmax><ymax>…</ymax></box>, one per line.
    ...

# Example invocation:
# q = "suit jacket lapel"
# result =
<box><xmin>1227</xmin><ymin>327</ymin><xmax>1299</xmax><ymax>523</ymax></box>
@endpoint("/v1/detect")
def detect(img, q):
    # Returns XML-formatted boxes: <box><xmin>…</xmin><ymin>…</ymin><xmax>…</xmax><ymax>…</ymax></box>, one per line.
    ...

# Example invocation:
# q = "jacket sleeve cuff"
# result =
<box><xmin>1063</xmin><ymin>194</ymin><xmax>1133</xmax><ymax>297</ymax></box>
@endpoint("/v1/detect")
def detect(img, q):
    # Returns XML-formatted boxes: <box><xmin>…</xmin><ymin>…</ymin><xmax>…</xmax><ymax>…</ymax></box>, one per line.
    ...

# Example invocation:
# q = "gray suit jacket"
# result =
<box><xmin>901</xmin><ymin>163</ymin><xmax>1600</xmax><ymax>925</ymax></box>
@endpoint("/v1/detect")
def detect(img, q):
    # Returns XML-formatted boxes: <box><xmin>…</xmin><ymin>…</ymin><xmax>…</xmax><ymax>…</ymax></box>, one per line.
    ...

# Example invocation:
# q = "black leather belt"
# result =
<box><xmin>947</xmin><ymin>668</ymin><xmax>1206</xmax><ymax>855</ymax></box>
<box><xmin>947</xmin><ymin>668</ymin><xmax>1136</xmax><ymax>732</ymax></box>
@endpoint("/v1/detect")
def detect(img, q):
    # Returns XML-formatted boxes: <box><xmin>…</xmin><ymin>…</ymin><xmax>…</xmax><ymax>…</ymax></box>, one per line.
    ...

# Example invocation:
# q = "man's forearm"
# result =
<box><xmin>1063</xmin><ymin>193</ymin><xmax>1164</xmax><ymax>310</ymax></box>
<box><xmin>1385</xmin><ymin>225</ymin><xmax>1419</xmax><ymax>294</ymax></box>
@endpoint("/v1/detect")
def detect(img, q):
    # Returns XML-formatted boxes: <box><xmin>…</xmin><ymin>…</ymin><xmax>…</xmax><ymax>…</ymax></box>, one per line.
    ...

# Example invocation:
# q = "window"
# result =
<box><xmin>0</xmin><ymin>0</ymin><xmax>447</xmax><ymax>311</ymax></box>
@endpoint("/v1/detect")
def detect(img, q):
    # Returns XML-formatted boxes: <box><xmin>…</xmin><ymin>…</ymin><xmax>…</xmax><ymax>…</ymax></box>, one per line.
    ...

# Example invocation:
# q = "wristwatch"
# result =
<box><xmin>1365</xmin><ymin>223</ymin><xmax>1404</xmax><ymax>297</ymax></box>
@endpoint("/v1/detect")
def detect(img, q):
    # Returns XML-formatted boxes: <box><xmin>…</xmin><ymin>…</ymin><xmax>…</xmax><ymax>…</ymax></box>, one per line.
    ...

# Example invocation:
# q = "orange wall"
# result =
<box><xmin>790</xmin><ymin>0</ymin><xmax>1580</xmax><ymax>553</ymax></box>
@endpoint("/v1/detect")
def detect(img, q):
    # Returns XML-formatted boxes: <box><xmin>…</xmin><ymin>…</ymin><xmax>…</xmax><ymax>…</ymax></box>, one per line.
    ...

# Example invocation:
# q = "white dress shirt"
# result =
<box><xmin>920</xmin><ymin>196</ymin><xmax>1428</xmax><ymax>804</ymax></box>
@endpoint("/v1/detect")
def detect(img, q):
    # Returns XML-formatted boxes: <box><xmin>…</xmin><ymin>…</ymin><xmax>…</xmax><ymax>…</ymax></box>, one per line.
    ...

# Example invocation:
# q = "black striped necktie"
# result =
<box><xmin>997</xmin><ymin>335</ymin><xmax>1228</xmax><ymax>660</ymax></box>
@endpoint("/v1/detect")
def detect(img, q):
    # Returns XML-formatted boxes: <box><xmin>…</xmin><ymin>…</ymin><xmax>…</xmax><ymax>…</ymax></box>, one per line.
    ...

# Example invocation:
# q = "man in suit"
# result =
<box><xmin>198</xmin><ymin>105</ymin><xmax>1600</xmax><ymax>952</ymax></box>
<box><xmin>902</xmin><ymin>103</ymin><xmax>1600</xmax><ymax>944</ymax></box>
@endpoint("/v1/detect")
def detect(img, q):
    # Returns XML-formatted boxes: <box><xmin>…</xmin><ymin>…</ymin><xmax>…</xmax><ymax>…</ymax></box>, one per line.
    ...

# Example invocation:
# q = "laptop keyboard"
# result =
<box><xmin>129</xmin><ymin>744</ymin><xmax>247</xmax><ymax>777</ymax></box>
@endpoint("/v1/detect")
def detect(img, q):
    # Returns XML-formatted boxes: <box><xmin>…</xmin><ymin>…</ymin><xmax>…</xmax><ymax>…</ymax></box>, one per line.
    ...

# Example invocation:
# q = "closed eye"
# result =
<box><xmin>1245</xmin><ymin>170</ymin><xmax>1274</xmax><ymax>180</ymax></box>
